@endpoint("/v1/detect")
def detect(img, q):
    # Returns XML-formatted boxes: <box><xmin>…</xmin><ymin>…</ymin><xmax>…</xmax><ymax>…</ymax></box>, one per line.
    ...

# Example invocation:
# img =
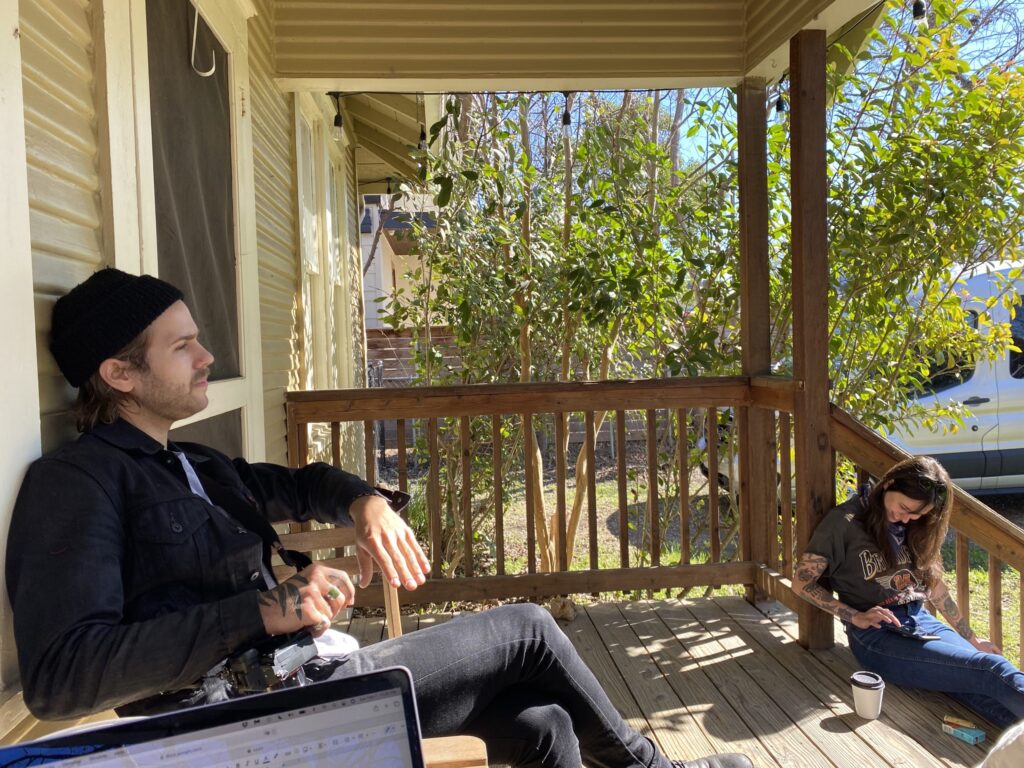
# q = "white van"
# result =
<box><xmin>888</xmin><ymin>265</ymin><xmax>1023</xmax><ymax>493</ymax></box>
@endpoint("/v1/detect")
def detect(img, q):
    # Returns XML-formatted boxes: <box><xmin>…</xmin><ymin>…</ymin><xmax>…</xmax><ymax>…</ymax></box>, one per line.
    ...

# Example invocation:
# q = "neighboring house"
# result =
<box><xmin>0</xmin><ymin>0</ymin><xmax>885</xmax><ymax>708</ymax></box>
<box><xmin>360</xmin><ymin>195</ymin><xmax>438</xmax><ymax>330</ymax></box>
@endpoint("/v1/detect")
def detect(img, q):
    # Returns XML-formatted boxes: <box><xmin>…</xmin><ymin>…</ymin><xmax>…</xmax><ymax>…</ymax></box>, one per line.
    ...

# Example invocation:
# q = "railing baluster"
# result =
<box><xmin>492</xmin><ymin>415</ymin><xmax>505</xmax><ymax>576</ymax></box>
<box><xmin>363</xmin><ymin>420</ymin><xmax>377</xmax><ymax>485</ymax></box>
<box><xmin>677</xmin><ymin>408</ymin><xmax>690</xmax><ymax>565</ymax></box>
<box><xmin>461</xmin><ymin>415</ymin><xmax>473</xmax><ymax>578</ymax></box>
<box><xmin>523</xmin><ymin>413</ymin><xmax>537</xmax><ymax>574</ymax></box>
<box><xmin>616</xmin><ymin>410</ymin><xmax>629</xmax><ymax>568</ymax></box>
<box><xmin>707</xmin><ymin>407</ymin><xmax>720</xmax><ymax>563</ymax></box>
<box><xmin>331</xmin><ymin>422</ymin><xmax>341</xmax><ymax>468</ymax></box>
<box><xmin>989</xmin><ymin>553</ymin><xmax>1003</xmax><ymax>650</ymax></box>
<box><xmin>427</xmin><ymin>418</ymin><xmax>442</xmax><ymax>576</ymax></box>
<box><xmin>646</xmin><ymin>409</ymin><xmax>660</xmax><ymax>567</ymax></box>
<box><xmin>956</xmin><ymin>533</ymin><xmax>970</xmax><ymax>621</ymax></box>
<box><xmin>555</xmin><ymin>412</ymin><xmax>568</xmax><ymax>571</ymax></box>
<box><xmin>585</xmin><ymin>411</ymin><xmax>598</xmax><ymax>571</ymax></box>
<box><xmin>397</xmin><ymin>419</ymin><xmax>408</xmax><ymax>497</ymax></box>
<box><xmin>779</xmin><ymin>412</ymin><xmax>793</xmax><ymax>578</ymax></box>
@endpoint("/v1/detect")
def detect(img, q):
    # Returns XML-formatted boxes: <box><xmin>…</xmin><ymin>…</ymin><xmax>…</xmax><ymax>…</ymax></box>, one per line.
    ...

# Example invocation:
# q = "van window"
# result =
<box><xmin>1011</xmin><ymin>307</ymin><xmax>1024</xmax><ymax>379</ymax></box>
<box><xmin>918</xmin><ymin>310</ymin><xmax>979</xmax><ymax>395</ymax></box>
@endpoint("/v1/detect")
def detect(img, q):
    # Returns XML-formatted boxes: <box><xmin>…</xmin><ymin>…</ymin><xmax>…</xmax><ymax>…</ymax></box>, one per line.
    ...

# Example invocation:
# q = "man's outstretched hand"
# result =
<box><xmin>349</xmin><ymin>494</ymin><xmax>430</xmax><ymax>592</ymax></box>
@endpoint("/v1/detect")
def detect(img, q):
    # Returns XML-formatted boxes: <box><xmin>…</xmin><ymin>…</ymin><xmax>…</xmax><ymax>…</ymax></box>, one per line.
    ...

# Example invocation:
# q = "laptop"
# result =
<box><xmin>0</xmin><ymin>667</ymin><xmax>425</xmax><ymax>768</ymax></box>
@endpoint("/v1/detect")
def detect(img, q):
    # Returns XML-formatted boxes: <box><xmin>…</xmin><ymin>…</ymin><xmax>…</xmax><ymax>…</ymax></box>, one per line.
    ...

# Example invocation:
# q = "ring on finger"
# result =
<box><xmin>326</xmin><ymin>587</ymin><xmax>342</xmax><ymax>600</ymax></box>
<box><xmin>314</xmin><ymin>619</ymin><xmax>330</xmax><ymax>631</ymax></box>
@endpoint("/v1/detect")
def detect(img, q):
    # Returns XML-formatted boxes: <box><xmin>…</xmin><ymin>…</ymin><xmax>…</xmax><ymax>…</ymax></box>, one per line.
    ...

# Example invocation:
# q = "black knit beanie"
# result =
<box><xmin>50</xmin><ymin>268</ymin><xmax>184</xmax><ymax>387</ymax></box>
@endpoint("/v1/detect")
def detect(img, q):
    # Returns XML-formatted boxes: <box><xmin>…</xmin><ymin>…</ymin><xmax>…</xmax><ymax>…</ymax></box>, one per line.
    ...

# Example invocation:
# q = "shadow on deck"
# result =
<box><xmin>348</xmin><ymin>596</ymin><xmax>993</xmax><ymax>768</ymax></box>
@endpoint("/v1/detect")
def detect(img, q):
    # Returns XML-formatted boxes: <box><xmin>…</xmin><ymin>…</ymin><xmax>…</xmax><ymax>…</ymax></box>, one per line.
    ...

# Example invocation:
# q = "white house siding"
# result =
<box><xmin>21</xmin><ymin>0</ymin><xmax>107</xmax><ymax>454</ymax></box>
<box><xmin>249</xmin><ymin>0</ymin><xmax>300</xmax><ymax>466</ymax></box>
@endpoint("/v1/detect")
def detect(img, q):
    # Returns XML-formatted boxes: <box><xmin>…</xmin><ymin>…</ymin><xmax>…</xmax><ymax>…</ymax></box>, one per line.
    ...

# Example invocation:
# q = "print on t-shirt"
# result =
<box><xmin>805</xmin><ymin>500</ymin><xmax>930</xmax><ymax>612</ymax></box>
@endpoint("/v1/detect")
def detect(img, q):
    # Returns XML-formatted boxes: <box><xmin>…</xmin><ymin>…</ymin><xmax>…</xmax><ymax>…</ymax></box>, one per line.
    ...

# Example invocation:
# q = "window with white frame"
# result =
<box><xmin>110</xmin><ymin>0</ymin><xmax>264</xmax><ymax>458</ymax></box>
<box><xmin>296</xmin><ymin>95</ymin><xmax>354</xmax><ymax>393</ymax></box>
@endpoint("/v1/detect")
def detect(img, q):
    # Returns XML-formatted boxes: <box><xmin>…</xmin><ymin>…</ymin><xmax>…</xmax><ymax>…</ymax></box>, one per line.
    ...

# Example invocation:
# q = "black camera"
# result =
<box><xmin>225</xmin><ymin>630</ymin><xmax>318</xmax><ymax>693</ymax></box>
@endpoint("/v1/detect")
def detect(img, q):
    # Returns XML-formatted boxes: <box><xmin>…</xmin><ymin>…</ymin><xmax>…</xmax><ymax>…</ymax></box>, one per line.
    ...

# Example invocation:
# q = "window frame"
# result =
<box><xmin>99</xmin><ymin>0</ymin><xmax>265</xmax><ymax>458</ymax></box>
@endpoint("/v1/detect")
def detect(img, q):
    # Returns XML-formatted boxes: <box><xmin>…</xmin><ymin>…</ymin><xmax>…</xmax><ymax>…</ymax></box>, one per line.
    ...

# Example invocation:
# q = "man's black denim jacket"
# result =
<box><xmin>5</xmin><ymin>419</ymin><xmax>375</xmax><ymax>719</ymax></box>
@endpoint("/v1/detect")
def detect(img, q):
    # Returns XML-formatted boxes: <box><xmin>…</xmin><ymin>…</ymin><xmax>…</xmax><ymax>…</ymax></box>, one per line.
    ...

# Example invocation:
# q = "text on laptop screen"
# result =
<box><xmin>1</xmin><ymin>687</ymin><xmax>416</xmax><ymax>768</ymax></box>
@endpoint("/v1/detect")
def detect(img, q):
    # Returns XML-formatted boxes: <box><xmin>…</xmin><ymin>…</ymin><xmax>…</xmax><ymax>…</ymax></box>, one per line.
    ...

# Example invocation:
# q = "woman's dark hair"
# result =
<box><xmin>71</xmin><ymin>329</ymin><xmax>150</xmax><ymax>432</ymax></box>
<box><xmin>862</xmin><ymin>456</ymin><xmax>952</xmax><ymax>589</ymax></box>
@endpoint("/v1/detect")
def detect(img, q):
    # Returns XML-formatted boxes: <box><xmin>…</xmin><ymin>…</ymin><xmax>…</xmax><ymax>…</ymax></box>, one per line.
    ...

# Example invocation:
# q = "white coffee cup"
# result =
<box><xmin>850</xmin><ymin>671</ymin><xmax>885</xmax><ymax>719</ymax></box>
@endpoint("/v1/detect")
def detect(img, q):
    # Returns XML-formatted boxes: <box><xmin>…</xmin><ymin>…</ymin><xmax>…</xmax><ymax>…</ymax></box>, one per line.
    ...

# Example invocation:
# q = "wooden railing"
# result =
<box><xmin>285</xmin><ymin>376</ymin><xmax>793</xmax><ymax>607</ymax></box>
<box><xmin>286</xmin><ymin>376</ymin><xmax>1024</xmax><ymax>662</ymax></box>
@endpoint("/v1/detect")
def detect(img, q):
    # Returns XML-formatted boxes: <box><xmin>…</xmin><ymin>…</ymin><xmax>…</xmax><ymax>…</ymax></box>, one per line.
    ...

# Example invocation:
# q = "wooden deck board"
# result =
<box><xmin>562</xmin><ymin>606</ymin><xmax>658</xmax><ymax>742</ymax></box>
<box><xmin>761</xmin><ymin>603</ymin><xmax>991</xmax><ymax>767</ymax></box>
<box><xmin>356</xmin><ymin>599</ymin><xmax>994</xmax><ymax>768</ymax></box>
<box><xmin>586</xmin><ymin>602</ymin><xmax>717</xmax><ymax>761</ymax></box>
<box><xmin>717</xmin><ymin>597</ymin><xmax>941</xmax><ymax>768</ymax></box>
<box><xmin>618</xmin><ymin>600</ymin><xmax>781</xmax><ymax>768</ymax></box>
<box><xmin>657</xmin><ymin>600</ymin><xmax>828</xmax><ymax>768</ymax></box>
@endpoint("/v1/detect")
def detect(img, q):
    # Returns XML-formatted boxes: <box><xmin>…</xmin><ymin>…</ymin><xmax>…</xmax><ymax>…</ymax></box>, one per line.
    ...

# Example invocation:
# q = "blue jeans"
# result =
<box><xmin>847</xmin><ymin>602</ymin><xmax>1024</xmax><ymax>728</ymax></box>
<box><xmin>331</xmin><ymin>603</ymin><xmax>670</xmax><ymax>768</ymax></box>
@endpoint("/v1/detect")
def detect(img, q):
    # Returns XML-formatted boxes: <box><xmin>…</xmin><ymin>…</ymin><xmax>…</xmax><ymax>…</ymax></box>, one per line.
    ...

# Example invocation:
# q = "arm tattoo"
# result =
<box><xmin>258</xmin><ymin>575</ymin><xmax>309</xmax><ymax>621</ymax></box>
<box><xmin>793</xmin><ymin>554</ymin><xmax>856</xmax><ymax>623</ymax></box>
<box><xmin>937</xmin><ymin>589</ymin><xmax>975</xmax><ymax>640</ymax></box>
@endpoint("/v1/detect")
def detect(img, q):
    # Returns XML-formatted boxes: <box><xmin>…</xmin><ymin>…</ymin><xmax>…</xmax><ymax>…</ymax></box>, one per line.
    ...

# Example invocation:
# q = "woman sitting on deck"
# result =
<box><xmin>793</xmin><ymin>456</ymin><xmax>1024</xmax><ymax>728</ymax></box>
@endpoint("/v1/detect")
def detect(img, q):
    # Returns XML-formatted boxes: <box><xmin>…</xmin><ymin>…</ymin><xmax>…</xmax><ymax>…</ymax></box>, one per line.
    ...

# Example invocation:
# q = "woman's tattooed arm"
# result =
<box><xmin>792</xmin><ymin>553</ymin><xmax>858</xmax><ymax>623</ymax></box>
<box><xmin>930</xmin><ymin>579</ymin><xmax>975</xmax><ymax>640</ymax></box>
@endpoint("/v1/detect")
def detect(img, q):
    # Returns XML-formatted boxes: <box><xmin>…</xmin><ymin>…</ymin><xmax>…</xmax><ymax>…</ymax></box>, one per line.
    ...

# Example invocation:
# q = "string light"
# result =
<box><xmin>561</xmin><ymin>91</ymin><xmax>572</xmax><ymax>134</ymax></box>
<box><xmin>386</xmin><ymin>177</ymin><xmax>392</xmax><ymax>195</ymax></box>
<box><xmin>328</xmin><ymin>92</ymin><xmax>344</xmax><ymax>140</ymax></box>
<box><xmin>419</xmin><ymin>125</ymin><xmax>428</xmax><ymax>151</ymax></box>
<box><xmin>775</xmin><ymin>78</ymin><xmax>788</xmax><ymax>116</ymax></box>
<box><xmin>912</xmin><ymin>1</ymin><xmax>928</xmax><ymax>29</ymax></box>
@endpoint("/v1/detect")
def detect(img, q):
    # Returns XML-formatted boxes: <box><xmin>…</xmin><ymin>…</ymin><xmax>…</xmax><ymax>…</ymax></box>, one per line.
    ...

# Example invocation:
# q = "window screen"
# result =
<box><xmin>147</xmin><ymin>0</ymin><xmax>240</xmax><ymax>380</ymax></box>
<box><xmin>170</xmin><ymin>409</ymin><xmax>244</xmax><ymax>458</ymax></box>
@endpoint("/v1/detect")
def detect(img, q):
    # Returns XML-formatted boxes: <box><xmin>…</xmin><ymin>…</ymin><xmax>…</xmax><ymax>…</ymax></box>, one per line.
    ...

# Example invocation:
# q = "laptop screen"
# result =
<box><xmin>0</xmin><ymin>667</ymin><xmax>424</xmax><ymax>768</ymax></box>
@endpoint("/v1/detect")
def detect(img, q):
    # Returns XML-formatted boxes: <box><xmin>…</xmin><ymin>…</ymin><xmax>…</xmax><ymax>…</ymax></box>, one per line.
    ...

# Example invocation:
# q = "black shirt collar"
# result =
<box><xmin>89</xmin><ymin>419</ymin><xmax>164</xmax><ymax>455</ymax></box>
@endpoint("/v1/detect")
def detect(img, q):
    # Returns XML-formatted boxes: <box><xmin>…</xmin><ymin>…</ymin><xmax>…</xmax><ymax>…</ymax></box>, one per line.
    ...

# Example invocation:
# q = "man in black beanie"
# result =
<box><xmin>5</xmin><ymin>268</ymin><xmax>750</xmax><ymax>768</ymax></box>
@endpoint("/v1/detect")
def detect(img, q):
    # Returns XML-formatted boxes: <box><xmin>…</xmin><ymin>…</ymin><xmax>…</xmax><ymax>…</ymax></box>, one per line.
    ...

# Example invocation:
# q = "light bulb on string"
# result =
<box><xmin>912</xmin><ymin>1</ymin><xmax>928</xmax><ymax>29</ymax></box>
<box><xmin>418</xmin><ymin>125</ymin><xmax>428</xmax><ymax>151</ymax></box>
<box><xmin>329</xmin><ymin>92</ymin><xmax>344</xmax><ymax>141</ymax></box>
<box><xmin>561</xmin><ymin>91</ymin><xmax>572</xmax><ymax>136</ymax></box>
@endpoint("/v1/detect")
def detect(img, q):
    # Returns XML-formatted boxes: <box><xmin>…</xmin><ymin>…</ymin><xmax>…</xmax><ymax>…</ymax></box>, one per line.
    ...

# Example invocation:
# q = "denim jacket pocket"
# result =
<box><xmin>131</xmin><ymin>497</ymin><xmax>210</xmax><ymax>544</ymax></box>
<box><xmin>125</xmin><ymin>498</ymin><xmax>214</xmax><ymax>613</ymax></box>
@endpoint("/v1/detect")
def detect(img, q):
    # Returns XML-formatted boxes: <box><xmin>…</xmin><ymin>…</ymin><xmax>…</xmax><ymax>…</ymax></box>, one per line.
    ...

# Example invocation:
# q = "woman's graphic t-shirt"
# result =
<box><xmin>804</xmin><ymin>495</ymin><xmax>930</xmax><ymax>611</ymax></box>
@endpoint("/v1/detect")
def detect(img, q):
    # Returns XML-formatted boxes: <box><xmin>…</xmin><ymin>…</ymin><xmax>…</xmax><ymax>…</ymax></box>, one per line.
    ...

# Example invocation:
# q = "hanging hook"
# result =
<box><xmin>190</xmin><ymin>3</ymin><xmax>216</xmax><ymax>77</ymax></box>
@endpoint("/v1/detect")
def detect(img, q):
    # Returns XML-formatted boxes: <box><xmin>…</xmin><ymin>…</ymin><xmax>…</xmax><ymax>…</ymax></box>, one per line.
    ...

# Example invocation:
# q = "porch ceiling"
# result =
<box><xmin>273</xmin><ymin>0</ymin><xmax>878</xmax><ymax>92</ymax></box>
<box><xmin>345</xmin><ymin>93</ymin><xmax>422</xmax><ymax>182</ymax></box>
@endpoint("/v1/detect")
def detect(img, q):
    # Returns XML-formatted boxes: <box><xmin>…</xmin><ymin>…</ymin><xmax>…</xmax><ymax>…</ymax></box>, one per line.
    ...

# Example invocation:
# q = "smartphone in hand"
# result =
<box><xmin>883</xmin><ymin>623</ymin><xmax>940</xmax><ymax>641</ymax></box>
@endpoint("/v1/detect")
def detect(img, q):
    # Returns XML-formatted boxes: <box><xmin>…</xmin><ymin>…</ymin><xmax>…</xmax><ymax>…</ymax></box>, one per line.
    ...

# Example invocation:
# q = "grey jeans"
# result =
<box><xmin>330</xmin><ymin>603</ymin><xmax>669</xmax><ymax>768</ymax></box>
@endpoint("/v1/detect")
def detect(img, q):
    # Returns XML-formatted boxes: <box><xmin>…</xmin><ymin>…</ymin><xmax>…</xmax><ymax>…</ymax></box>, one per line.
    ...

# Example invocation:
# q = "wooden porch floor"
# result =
<box><xmin>347</xmin><ymin>596</ymin><xmax>995</xmax><ymax>768</ymax></box>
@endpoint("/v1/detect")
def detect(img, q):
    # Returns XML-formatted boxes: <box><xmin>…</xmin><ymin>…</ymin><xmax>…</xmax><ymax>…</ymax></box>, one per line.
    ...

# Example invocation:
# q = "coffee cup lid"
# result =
<box><xmin>850</xmin><ymin>671</ymin><xmax>884</xmax><ymax>690</ymax></box>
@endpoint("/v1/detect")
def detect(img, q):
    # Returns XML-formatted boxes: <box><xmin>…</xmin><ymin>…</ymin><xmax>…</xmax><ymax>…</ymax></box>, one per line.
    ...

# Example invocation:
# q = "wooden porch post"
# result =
<box><xmin>737</xmin><ymin>78</ymin><xmax>775</xmax><ymax>601</ymax></box>
<box><xmin>791</xmin><ymin>29</ymin><xmax>835</xmax><ymax>649</ymax></box>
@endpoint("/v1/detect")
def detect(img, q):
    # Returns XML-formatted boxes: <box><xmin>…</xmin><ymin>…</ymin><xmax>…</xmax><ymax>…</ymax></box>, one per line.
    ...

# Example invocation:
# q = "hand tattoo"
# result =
<box><xmin>257</xmin><ymin>574</ymin><xmax>309</xmax><ymax>621</ymax></box>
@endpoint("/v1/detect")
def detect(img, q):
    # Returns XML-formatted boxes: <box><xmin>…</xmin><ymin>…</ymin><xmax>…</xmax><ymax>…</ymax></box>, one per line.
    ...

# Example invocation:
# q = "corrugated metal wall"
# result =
<box><xmin>249</xmin><ymin>0</ymin><xmax>300</xmax><ymax>465</ymax></box>
<box><xmin>274</xmin><ymin>0</ymin><xmax>746</xmax><ymax>82</ymax></box>
<box><xmin>21</xmin><ymin>0</ymin><xmax>106</xmax><ymax>453</ymax></box>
